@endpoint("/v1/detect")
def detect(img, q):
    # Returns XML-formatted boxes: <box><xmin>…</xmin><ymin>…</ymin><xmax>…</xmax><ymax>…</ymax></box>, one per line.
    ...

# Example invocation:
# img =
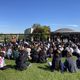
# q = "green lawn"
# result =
<box><xmin>0</xmin><ymin>58</ymin><xmax>80</xmax><ymax>80</ymax></box>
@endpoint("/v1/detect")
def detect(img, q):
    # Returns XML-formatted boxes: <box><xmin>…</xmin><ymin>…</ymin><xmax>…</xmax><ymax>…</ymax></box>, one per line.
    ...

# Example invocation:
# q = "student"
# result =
<box><xmin>31</xmin><ymin>47</ymin><xmax>39</xmax><ymax>63</ymax></box>
<box><xmin>76</xmin><ymin>56</ymin><xmax>80</xmax><ymax>69</ymax></box>
<box><xmin>12</xmin><ymin>47</ymin><xmax>20</xmax><ymax>60</ymax></box>
<box><xmin>73</xmin><ymin>46</ymin><xmax>80</xmax><ymax>69</ymax></box>
<box><xmin>1</xmin><ymin>46</ymin><xmax>6</xmax><ymax>57</ymax></box>
<box><xmin>15</xmin><ymin>47</ymin><xmax>30</xmax><ymax>71</ymax></box>
<box><xmin>51</xmin><ymin>45</ymin><xmax>62</xmax><ymax>72</ymax></box>
<box><xmin>47</xmin><ymin>46</ymin><xmax>53</xmax><ymax>58</ymax></box>
<box><xmin>24</xmin><ymin>45</ymin><xmax>32</xmax><ymax>60</ymax></box>
<box><xmin>0</xmin><ymin>52</ymin><xmax>6</xmax><ymax>70</ymax></box>
<box><xmin>6</xmin><ymin>46</ymin><xmax>12</xmax><ymax>59</ymax></box>
<box><xmin>64</xmin><ymin>50</ymin><xmax>77</xmax><ymax>73</ymax></box>
<box><xmin>38</xmin><ymin>46</ymin><xmax>47</xmax><ymax>63</ymax></box>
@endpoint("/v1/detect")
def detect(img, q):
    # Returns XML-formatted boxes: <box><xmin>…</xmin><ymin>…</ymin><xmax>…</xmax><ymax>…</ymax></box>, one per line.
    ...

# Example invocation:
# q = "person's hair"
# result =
<box><xmin>67</xmin><ymin>51</ymin><xmax>72</xmax><ymax>57</ymax></box>
<box><xmin>0</xmin><ymin>52</ymin><xmax>4</xmax><ymax>57</ymax></box>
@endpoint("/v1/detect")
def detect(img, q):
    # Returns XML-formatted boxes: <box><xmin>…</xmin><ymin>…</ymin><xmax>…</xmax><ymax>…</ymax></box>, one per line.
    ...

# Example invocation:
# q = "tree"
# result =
<box><xmin>41</xmin><ymin>26</ymin><xmax>51</xmax><ymax>41</ymax></box>
<box><xmin>32</xmin><ymin>24</ymin><xmax>41</xmax><ymax>28</ymax></box>
<box><xmin>32</xmin><ymin>24</ymin><xmax>51</xmax><ymax>41</ymax></box>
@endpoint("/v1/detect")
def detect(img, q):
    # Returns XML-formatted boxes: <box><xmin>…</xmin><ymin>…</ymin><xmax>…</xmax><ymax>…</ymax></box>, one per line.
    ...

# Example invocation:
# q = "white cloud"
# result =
<box><xmin>66</xmin><ymin>25</ymin><xmax>79</xmax><ymax>27</ymax></box>
<box><xmin>50</xmin><ymin>24</ymin><xmax>80</xmax><ymax>32</ymax></box>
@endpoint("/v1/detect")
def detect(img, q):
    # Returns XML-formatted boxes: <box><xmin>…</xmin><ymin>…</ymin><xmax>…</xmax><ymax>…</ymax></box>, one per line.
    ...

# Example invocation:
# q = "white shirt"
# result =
<box><xmin>74</xmin><ymin>47</ymin><xmax>80</xmax><ymax>54</ymax></box>
<box><xmin>7</xmin><ymin>48</ymin><xmax>12</xmax><ymax>55</ymax></box>
<box><xmin>0</xmin><ymin>57</ymin><xmax>6</xmax><ymax>68</ymax></box>
<box><xmin>59</xmin><ymin>47</ymin><xmax>64</xmax><ymax>51</ymax></box>
<box><xmin>66</xmin><ymin>47</ymin><xmax>74</xmax><ymax>53</ymax></box>
<box><xmin>26</xmin><ymin>48</ymin><xmax>31</xmax><ymax>56</ymax></box>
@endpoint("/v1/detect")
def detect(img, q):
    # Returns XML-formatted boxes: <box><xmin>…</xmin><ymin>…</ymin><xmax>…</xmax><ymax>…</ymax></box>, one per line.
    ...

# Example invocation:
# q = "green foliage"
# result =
<box><xmin>32</xmin><ymin>24</ymin><xmax>51</xmax><ymax>41</ymax></box>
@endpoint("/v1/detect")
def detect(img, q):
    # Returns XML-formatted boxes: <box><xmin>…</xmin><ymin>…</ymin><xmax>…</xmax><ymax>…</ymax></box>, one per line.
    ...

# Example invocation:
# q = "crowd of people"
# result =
<box><xmin>0</xmin><ymin>36</ymin><xmax>80</xmax><ymax>73</ymax></box>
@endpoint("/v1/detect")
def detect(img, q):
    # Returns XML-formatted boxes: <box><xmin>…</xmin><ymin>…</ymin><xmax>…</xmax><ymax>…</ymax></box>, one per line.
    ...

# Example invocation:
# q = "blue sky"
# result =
<box><xmin>0</xmin><ymin>0</ymin><xmax>80</xmax><ymax>33</ymax></box>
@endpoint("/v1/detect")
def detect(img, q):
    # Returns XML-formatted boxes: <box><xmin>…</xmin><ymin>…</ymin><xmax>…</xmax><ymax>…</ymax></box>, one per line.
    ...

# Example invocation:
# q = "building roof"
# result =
<box><xmin>55</xmin><ymin>28</ymin><xmax>75</xmax><ymax>33</ymax></box>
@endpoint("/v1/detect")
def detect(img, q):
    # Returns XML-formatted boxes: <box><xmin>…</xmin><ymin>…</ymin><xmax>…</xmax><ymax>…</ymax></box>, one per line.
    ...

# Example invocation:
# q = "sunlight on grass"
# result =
<box><xmin>0</xmin><ymin>59</ymin><xmax>80</xmax><ymax>80</ymax></box>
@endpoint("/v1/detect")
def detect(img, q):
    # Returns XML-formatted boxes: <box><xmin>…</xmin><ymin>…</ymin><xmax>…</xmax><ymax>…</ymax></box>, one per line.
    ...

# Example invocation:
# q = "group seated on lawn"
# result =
<box><xmin>0</xmin><ymin>37</ymin><xmax>80</xmax><ymax>73</ymax></box>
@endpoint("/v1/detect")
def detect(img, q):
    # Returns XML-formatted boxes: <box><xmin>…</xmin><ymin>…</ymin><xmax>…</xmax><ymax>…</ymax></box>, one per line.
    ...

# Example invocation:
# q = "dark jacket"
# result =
<box><xmin>51</xmin><ymin>50</ymin><xmax>62</xmax><ymax>71</ymax></box>
<box><xmin>31</xmin><ymin>48</ymin><xmax>39</xmax><ymax>62</ymax></box>
<box><xmin>15</xmin><ymin>50</ymin><xmax>29</xmax><ymax>70</ymax></box>
<box><xmin>38</xmin><ymin>49</ymin><xmax>47</xmax><ymax>63</ymax></box>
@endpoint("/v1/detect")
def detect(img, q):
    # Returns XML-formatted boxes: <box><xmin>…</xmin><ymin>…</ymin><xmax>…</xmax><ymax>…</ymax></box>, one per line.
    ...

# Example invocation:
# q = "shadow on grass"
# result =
<box><xmin>6</xmin><ymin>65</ymin><xmax>16</xmax><ymax>69</ymax></box>
<box><xmin>38</xmin><ymin>65</ymin><xmax>51</xmax><ymax>71</ymax></box>
<box><xmin>0</xmin><ymin>65</ymin><xmax>16</xmax><ymax>70</ymax></box>
<box><xmin>6</xmin><ymin>65</ymin><xmax>27</xmax><ymax>71</ymax></box>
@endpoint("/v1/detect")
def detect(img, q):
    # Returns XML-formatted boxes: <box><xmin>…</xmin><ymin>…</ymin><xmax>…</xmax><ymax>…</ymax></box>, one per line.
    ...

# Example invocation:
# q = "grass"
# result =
<box><xmin>0</xmin><ymin>58</ymin><xmax>80</xmax><ymax>80</ymax></box>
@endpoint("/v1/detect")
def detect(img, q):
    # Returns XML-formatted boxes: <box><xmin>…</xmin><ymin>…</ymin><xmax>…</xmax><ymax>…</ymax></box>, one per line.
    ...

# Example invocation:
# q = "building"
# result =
<box><xmin>51</xmin><ymin>28</ymin><xmax>80</xmax><ymax>43</ymax></box>
<box><xmin>24</xmin><ymin>28</ymin><xmax>34</xmax><ymax>34</ymax></box>
<box><xmin>24</xmin><ymin>27</ymin><xmax>80</xmax><ymax>42</ymax></box>
<box><xmin>54</xmin><ymin>28</ymin><xmax>74</xmax><ymax>33</ymax></box>
<box><xmin>24</xmin><ymin>27</ymin><xmax>34</xmax><ymax>41</ymax></box>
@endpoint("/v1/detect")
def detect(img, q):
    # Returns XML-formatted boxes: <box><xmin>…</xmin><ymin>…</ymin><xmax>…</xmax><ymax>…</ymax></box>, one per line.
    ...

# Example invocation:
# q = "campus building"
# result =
<box><xmin>24</xmin><ymin>27</ymin><xmax>80</xmax><ymax>42</ymax></box>
<box><xmin>51</xmin><ymin>28</ymin><xmax>80</xmax><ymax>43</ymax></box>
<box><xmin>24</xmin><ymin>27</ymin><xmax>34</xmax><ymax>41</ymax></box>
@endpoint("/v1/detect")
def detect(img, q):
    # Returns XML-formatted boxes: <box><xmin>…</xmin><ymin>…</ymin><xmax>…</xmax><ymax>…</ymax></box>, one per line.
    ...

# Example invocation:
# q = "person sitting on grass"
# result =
<box><xmin>73</xmin><ymin>45</ymin><xmax>80</xmax><ymax>69</ymax></box>
<box><xmin>63</xmin><ymin>49</ymin><xmax>77</xmax><ymax>73</ymax></box>
<box><xmin>38</xmin><ymin>46</ymin><xmax>47</xmax><ymax>63</ymax></box>
<box><xmin>24</xmin><ymin>44</ymin><xmax>32</xmax><ymax>60</ymax></box>
<box><xmin>15</xmin><ymin>46</ymin><xmax>31</xmax><ymax>71</ymax></box>
<box><xmin>47</xmin><ymin>45</ymin><xmax>53</xmax><ymax>58</ymax></box>
<box><xmin>51</xmin><ymin>45</ymin><xmax>62</xmax><ymax>72</ymax></box>
<box><xmin>31</xmin><ymin>46</ymin><xmax>39</xmax><ymax>63</ymax></box>
<box><xmin>0</xmin><ymin>52</ymin><xmax>7</xmax><ymax>70</ymax></box>
<box><xmin>12</xmin><ymin>46</ymin><xmax>20</xmax><ymax>60</ymax></box>
<box><xmin>6</xmin><ymin>46</ymin><xmax>12</xmax><ymax>59</ymax></box>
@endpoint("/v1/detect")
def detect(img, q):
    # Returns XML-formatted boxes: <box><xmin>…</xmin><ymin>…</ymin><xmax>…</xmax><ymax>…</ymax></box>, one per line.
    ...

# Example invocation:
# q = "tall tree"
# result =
<box><xmin>32</xmin><ymin>24</ymin><xmax>51</xmax><ymax>41</ymax></box>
